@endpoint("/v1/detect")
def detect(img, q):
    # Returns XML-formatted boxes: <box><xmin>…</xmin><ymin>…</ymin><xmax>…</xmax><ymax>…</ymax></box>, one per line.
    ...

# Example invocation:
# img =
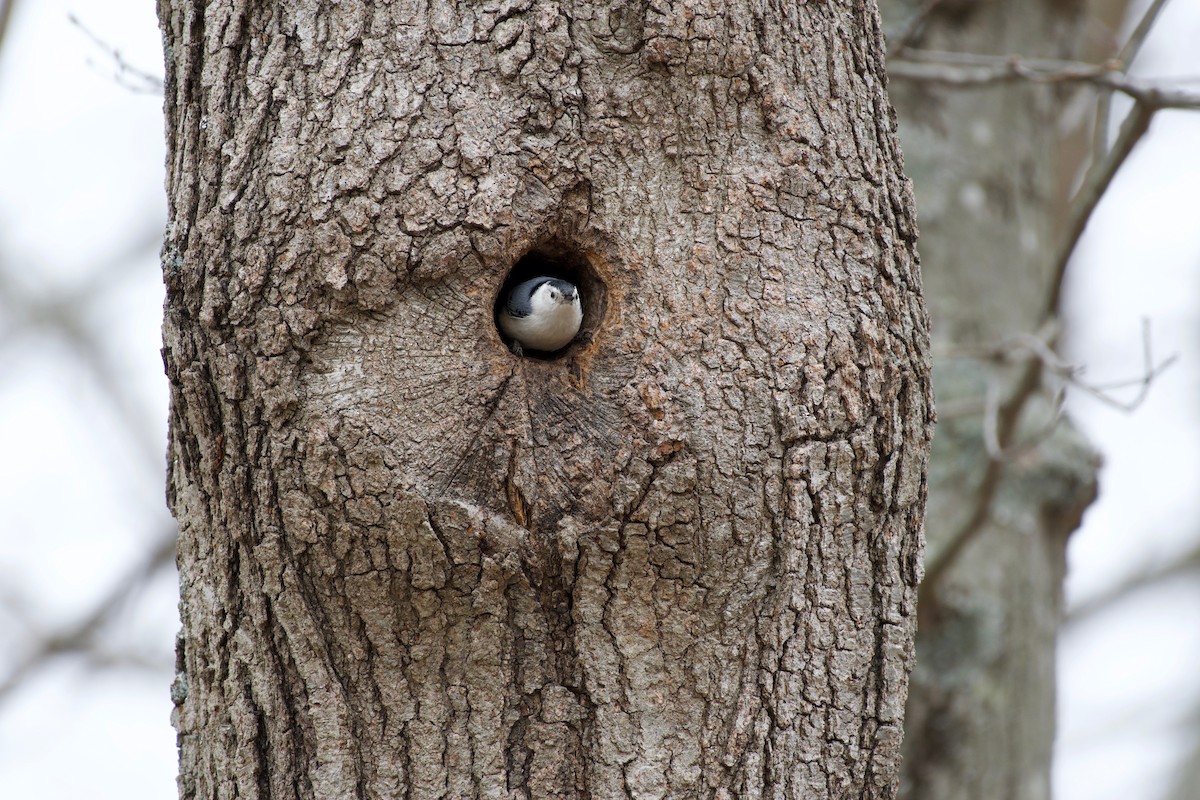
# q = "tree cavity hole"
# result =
<box><xmin>493</xmin><ymin>243</ymin><xmax>607</xmax><ymax>360</ymax></box>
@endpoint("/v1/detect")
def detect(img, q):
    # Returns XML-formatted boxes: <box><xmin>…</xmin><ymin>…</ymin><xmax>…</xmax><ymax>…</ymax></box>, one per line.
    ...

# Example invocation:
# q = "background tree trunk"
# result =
<box><xmin>160</xmin><ymin>1</ymin><xmax>932</xmax><ymax>797</ymax></box>
<box><xmin>879</xmin><ymin>0</ymin><xmax>1114</xmax><ymax>796</ymax></box>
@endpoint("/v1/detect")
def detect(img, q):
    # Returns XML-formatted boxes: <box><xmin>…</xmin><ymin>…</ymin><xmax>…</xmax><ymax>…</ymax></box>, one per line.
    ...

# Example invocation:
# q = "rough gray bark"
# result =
<box><xmin>160</xmin><ymin>1</ymin><xmax>932</xmax><ymax>797</ymax></box>
<box><xmin>879</xmin><ymin>0</ymin><xmax>1108</xmax><ymax>797</ymax></box>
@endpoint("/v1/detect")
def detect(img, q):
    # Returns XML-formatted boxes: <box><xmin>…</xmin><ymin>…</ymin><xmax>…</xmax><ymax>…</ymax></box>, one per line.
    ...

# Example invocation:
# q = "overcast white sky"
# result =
<box><xmin>0</xmin><ymin>2</ymin><xmax>1197</xmax><ymax>799</ymax></box>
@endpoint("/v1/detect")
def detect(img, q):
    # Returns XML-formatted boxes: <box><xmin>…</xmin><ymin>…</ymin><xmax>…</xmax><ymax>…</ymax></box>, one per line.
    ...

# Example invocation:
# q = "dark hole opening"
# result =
<box><xmin>493</xmin><ymin>243</ymin><xmax>607</xmax><ymax>359</ymax></box>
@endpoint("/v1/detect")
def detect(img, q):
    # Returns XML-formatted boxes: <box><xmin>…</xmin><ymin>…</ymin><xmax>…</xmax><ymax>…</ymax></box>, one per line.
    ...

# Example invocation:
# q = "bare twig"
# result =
<box><xmin>894</xmin><ymin>48</ymin><xmax>1117</xmax><ymax>78</ymax></box>
<box><xmin>982</xmin><ymin>380</ymin><xmax>1003</xmax><ymax>459</ymax></box>
<box><xmin>999</xmin><ymin>321</ymin><xmax>1174</xmax><ymax>412</ymax></box>
<box><xmin>1118</xmin><ymin>0</ymin><xmax>1172</xmax><ymax>68</ymax></box>
<box><xmin>979</xmin><ymin>378</ymin><xmax>1067</xmax><ymax>461</ymax></box>
<box><xmin>887</xmin><ymin>49</ymin><xmax>1200</xmax><ymax>110</ymax></box>
<box><xmin>934</xmin><ymin>319</ymin><xmax>1061</xmax><ymax>361</ymax></box>
<box><xmin>83</xmin><ymin>643</ymin><xmax>174</xmax><ymax>674</ymax></box>
<box><xmin>937</xmin><ymin>320</ymin><xmax>1176</xmax><ymax>417</ymax></box>
<box><xmin>1167</xmin><ymin>708</ymin><xmax>1200</xmax><ymax>800</ymax></box>
<box><xmin>1045</xmin><ymin>100</ymin><xmax>1155</xmax><ymax>317</ymax></box>
<box><xmin>1068</xmin><ymin>319</ymin><xmax>1179</xmax><ymax>411</ymax></box>
<box><xmin>0</xmin><ymin>224</ymin><xmax>165</xmax><ymax>473</ymax></box>
<box><xmin>889</xmin><ymin>4</ymin><xmax>1186</xmax><ymax>169</ymax></box>
<box><xmin>0</xmin><ymin>0</ymin><xmax>18</xmax><ymax>59</ymax></box>
<box><xmin>1008</xmin><ymin>329</ymin><xmax>1073</xmax><ymax>372</ymax></box>
<box><xmin>1095</xmin><ymin>0</ymin><xmax>1172</xmax><ymax>177</ymax></box>
<box><xmin>1066</xmin><ymin>540</ymin><xmax>1200</xmax><ymax>625</ymax></box>
<box><xmin>68</xmin><ymin>13</ymin><xmax>163</xmax><ymax>94</ymax></box>
<box><xmin>920</xmin><ymin>318</ymin><xmax>1174</xmax><ymax>616</ymax></box>
<box><xmin>0</xmin><ymin>532</ymin><xmax>176</xmax><ymax>708</ymax></box>
<box><xmin>1093</xmin><ymin>90</ymin><xmax>1113</xmax><ymax>157</ymax></box>
<box><xmin>918</xmin><ymin>354</ymin><xmax>1044</xmax><ymax>620</ymax></box>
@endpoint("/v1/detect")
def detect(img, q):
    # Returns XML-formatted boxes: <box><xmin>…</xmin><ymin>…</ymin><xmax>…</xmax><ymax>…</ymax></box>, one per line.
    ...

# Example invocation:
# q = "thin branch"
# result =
<box><xmin>1066</xmin><ymin>540</ymin><xmax>1200</xmax><ymax>625</ymax></box>
<box><xmin>67</xmin><ymin>13</ymin><xmax>163</xmax><ymax>94</ymax></box>
<box><xmin>1094</xmin><ymin>77</ymin><xmax>1200</xmax><ymax>110</ymax></box>
<box><xmin>933</xmin><ymin>319</ymin><xmax>1061</xmax><ymax>363</ymax></box>
<box><xmin>918</xmin><ymin>355</ymin><xmax>1043</xmax><ymax>620</ymax></box>
<box><xmin>83</xmin><ymin>644</ymin><xmax>174</xmax><ymax>675</ymax></box>
<box><xmin>919</xmin><ymin>318</ymin><xmax>1173</xmax><ymax>617</ymax></box>
<box><xmin>896</xmin><ymin>47</ymin><xmax>1118</xmax><ymax>75</ymax></box>
<box><xmin>937</xmin><ymin>321</ymin><xmax>1176</xmax><ymax>416</ymax></box>
<box><xmin>1076</xmin><ymin>1</ymin><xmax>1125</xmax><ymax>154</ymax></box>
<box><xmin>982</xmin><ymin>380</ymin><xmax>1002</xmax><ymax>459</ymax></box>
<box><xmin>1068</xmin><ymin>319</ymin><xmax>1178</xmax><ymax>411</ymax></box>
<box><xmin>1093</xmin><ymin>89</ymin><xmax>1113</xmax><ymax>157</ymax></box>
<box><xmin>888</xmin><ymin>50</ymin><xmax>1113</xmax><ymax>89</ymax></box>
<box><xmin>1117</xmin><ymin>0</ymin><xmax>1172</xmax><ymax>68</ymax></box>
<box><xmin>1044</xmin><ymin>100</ymin><xmax>1155</xmax><ymax>317</ymax></box>
<box><xmin>0</xmin><ymin>533</ymin><xmax>176</xmax><ymax>708</ymax></box>
<box><xmin>0</xmin><ymin>0</ymin><xmax>18</xmax><ymax>60</ymax></box>
<box><xmin>1167</xmin><ymin>710</ymin><xmax>1200</xmax><ymax>800</ymax></box>
<box><xmin>887</xmin><ymin>49</ymin><xmax>1200</xmax><ymax>110</ymax></box>
<box><xmin>0</xmin><ymin>224</ymin><xmax>166</xmax><ymax>473</ymax></box>
<box><xmin>979</xmin><ymin>378</ymin><xmax>1067</xmax><ymax>462</ymax></box>
<box><xmin>1008</xmin><ymin>329</ymin><xmax>1073</xmax><ymax>373</ymax></box>
<box><xmin>1088</xmin><ymin>0</ymin><xmax>1173</xmax><ymax>255</ymax></box>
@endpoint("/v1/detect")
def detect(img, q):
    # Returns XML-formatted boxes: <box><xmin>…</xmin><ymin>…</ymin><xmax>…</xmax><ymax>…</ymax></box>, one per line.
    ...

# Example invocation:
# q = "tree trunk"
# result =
<box><xmin>879</xmin><ymin>0</ymin><xmax>1108</xmax><ymax>796</ymax></box>
<box><xmin>159</xmin><ymin>1</ymin><xmax>932</xmax><ymax>797</ymax></box>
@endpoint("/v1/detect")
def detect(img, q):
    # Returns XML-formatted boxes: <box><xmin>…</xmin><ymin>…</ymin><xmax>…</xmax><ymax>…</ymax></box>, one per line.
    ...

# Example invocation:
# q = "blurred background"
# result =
<box><xmin>0</xmin><ymin>1</ymin><xmax>1196</xmax><ymax>798</ymax></box>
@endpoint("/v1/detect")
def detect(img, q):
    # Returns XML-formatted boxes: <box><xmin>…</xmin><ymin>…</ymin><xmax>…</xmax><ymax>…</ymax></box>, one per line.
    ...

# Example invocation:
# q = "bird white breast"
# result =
<box><xmin>500</xmin><ymin>292</ymin><xmax>583</xmax><ymax>352</ymax></box>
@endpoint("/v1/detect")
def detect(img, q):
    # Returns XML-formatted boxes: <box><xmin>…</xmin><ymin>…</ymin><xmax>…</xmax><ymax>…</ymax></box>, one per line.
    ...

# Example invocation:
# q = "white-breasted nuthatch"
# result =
<box><xmin>497</xmin><ymin>276</ymin><xmax>583</xmax><ymax>353</ymax></box>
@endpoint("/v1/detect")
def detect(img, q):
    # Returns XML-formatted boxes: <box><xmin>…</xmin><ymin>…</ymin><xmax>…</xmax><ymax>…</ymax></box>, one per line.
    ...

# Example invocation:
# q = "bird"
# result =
<box><xmin>497</xmin><ymin>276</ymin><xmax>583</xmax><ymax>354</ymax></box>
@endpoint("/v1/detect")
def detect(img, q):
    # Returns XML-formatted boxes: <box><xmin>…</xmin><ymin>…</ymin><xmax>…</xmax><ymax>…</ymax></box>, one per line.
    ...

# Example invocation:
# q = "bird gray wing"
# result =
<box><xmin>504</xmin><ymin>278</ymin><xmax>548</xmax><ymax>317</ymax></box>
